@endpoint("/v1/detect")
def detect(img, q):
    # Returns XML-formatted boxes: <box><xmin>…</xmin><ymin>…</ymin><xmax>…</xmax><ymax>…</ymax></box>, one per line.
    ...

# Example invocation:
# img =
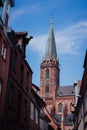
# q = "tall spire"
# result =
<box><xmin>43</xmin><ymin>16</ymin><xmax>57</xmax><ymax>61</ymax></box>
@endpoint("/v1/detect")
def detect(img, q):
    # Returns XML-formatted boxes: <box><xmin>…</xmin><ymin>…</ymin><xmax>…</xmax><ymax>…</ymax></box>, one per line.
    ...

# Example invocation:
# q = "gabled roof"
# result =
<box><xmin>57</xmin><ymin>86</ymin><xmax>75</xmax><ymax>97</ymax></box>
<box><xmin>43</xmin><ymin>18</ymin><xmax>57</xmax><ymax>61</ymax></box>
<box><xmin>32</xmin><ymin>83</ymin><xmax>40</xmax><ymax>91</ymax></box>
<box><xmin>31</xmin><ymin>88</ymin><xmax>46</xmax><ymax>108</ymax></box>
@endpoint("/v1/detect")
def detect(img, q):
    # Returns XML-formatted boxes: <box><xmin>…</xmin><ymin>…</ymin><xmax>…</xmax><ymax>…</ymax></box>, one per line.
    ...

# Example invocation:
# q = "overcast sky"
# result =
<box><xmin>9</xmin><ymin>0</ymin><xmax>87</xmax><ymax>86</ymax></box>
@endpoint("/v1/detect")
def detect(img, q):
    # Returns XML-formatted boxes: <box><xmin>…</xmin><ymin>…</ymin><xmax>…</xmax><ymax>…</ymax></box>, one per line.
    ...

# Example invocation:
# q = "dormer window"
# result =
<box><xmin>1</xmin><ymin>43</ymin><xmax>7</xmax><ymax>60</ymax></box>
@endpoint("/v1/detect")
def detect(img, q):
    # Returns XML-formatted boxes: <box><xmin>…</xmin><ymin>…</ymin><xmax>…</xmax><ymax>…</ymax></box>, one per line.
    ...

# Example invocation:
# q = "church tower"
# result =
<box><xmin>40</xmin><ymin>18</ymin><xmax>60</xmax><ymax>105</ymax></box>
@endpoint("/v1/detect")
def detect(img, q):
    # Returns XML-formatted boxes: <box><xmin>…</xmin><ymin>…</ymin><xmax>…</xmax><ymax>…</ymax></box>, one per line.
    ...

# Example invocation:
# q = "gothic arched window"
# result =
<box><xmin>58</xmin><ymin>103</ymin><xmax>63</xmax><ymax>112</ymax></box>
<box><xmin>46</xmin><ymin>69</ymin><xmax>50</xmax><ymax>79</ymax></box>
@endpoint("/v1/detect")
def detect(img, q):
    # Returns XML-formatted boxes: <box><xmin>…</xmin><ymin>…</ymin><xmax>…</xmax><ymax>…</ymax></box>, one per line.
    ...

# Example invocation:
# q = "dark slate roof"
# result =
<box><xmin>57</xmin><ymin>86</ymin><xmax>75</xmax><ymax>97</ymax></box>
<box><xmin>54</xmin><ymin>114</ymin><xmax>62</xmax><ymax>125</ymax></box>
<box><xmin>43</xmin><ymin>18</ymin><xmax>57</xmax><ymax>61</ymax></box>
<box><xmin>64</xmin><ymin>114</ymin><xmax>73</xmax><ymax>126</ymax></box>
<box><xmin>54</xmin><ymin>114</ymin><xmax>73</xmax><ymax>126</ymax></box>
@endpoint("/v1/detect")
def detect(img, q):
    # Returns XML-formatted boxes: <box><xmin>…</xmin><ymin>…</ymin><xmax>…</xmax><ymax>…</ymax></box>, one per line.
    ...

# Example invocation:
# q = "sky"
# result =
<box><xmin>9</xmin><ymin>0</ymin><xmax>87</xmax><ymax>87</ymax></box>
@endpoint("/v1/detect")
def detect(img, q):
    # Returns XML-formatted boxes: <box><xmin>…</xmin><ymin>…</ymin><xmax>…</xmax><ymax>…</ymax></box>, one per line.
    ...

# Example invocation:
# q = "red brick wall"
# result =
<box><xmin>0</xmin><ymin>29</ymin><xmax>11</xmax><ymax>116</ymax></box>
<box><xmin>0</xmin><ymin>29</ymin><xmax>32</xmax><ymax>130</ymax></box>
<box><xmin>40</xmin><ymin>60</ymin><xmax>59</xmax><ymax>99</ymax></box>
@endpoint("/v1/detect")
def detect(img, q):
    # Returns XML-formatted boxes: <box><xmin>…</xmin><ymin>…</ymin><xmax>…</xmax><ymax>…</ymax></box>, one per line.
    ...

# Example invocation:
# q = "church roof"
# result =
<box><xmin>57</xmin><ymin>86</ymin><xmax>75</xmax><ymax>97</ymax></box>
<box><xmin>64</xmin><ymin>114</ymin><xmax>73</xmax><ymax>126</ymax></box>
<box><xmin>54</xmin><ymin>114</ymin><xmax>62</xmax><ymax>125</ymax></box>
<box><xmin>43</xmin><ymin>17</ymin><xmax>57</xmax><ymax>61</ymax></box>
<box><xmin>54</xmin><ymin>114</ymin><xmax>73</xmax><ymax>126</ymax></box>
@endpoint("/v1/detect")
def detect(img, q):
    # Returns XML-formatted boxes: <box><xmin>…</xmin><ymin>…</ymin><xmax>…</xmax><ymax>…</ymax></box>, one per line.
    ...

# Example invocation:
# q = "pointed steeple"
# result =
<box><xmin>43</xmin><ymin>16</ymin><xmax>57</xmax><ymax>61</ymax></box>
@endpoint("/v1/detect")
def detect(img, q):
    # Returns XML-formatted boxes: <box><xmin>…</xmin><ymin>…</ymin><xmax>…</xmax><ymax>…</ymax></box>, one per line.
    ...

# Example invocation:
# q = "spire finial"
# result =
<box><xmin>50</xmin><ymin>13</ymin><xmax>53</xmax><ymax>25</ymax></box>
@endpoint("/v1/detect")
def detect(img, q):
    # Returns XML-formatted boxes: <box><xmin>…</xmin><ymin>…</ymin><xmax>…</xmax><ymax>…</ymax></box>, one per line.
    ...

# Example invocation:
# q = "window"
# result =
<box><xmin>20</xmin><ymin>64</ymin><xmax>24</xmax><ymax>84</ymax></box>
<box><xmin>0</xmin><ymin>79</ymin><xmax>2</xmax><ymax>95</ymax></box>
<box><xmin>24</xmin><ymin>100</ymin><xmax>27</xmax><ymax>120</ymax></box>
<box><xmin>45</xmin><ymin>84</ymin><xmax>49</xmax><ymax>93</ymax></box>
<box><xmin>46</xmin><ymin>69</ymin><xmax>49</xmax><ymax>79</ymax></box>
<box><xmin>58</xmin><ymin>103</ymin><xmax>63</xmax><ymax>112</ymax></box>
<box><xmin>9</xmin><ymin>85</ymin><xmax>15</xmax><ymax>106</ymax></box>
<box><xmin>35</xmin><ymin>108</ymin><xmax>38</xmax><ymax>124</ymax></box>
<box><xmin>12</xmin><ymin>50</ymin><xmax>17</xmax><ymax>72</ymax></box>
<box><xmin>30</xmin><ymin>102</ymin><xmax>34</xmax><ymax>120</ymax></box>
<box><xmin>26</xmin><ymin>71</ymin><xmax>29</xmax><ymax>91</ymax></box>
<box><xmin>1</xmin><ymin>43</ymin><xmax>6</xmax><ymax>59</ymax></box>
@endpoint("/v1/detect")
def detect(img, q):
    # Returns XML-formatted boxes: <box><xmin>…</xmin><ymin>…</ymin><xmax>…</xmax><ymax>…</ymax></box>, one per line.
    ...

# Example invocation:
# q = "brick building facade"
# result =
<box><xmin>0</xmin><ymin>20</ymin><xmax>11</xmax><ymax>130</ymax></box>
<box><xmin>0</xmin><ymin>23</ymin><xmax>33</xmax><ymax>130</ymax></box>
<box><xmin>0</xmin><ymin>1</ymin><xmax>52</xmax><ymax>130</ymax></box>
<box><xmin>30</xmin><ymin>84</ymin><xmax>52</xmax><ymax>130</ymax></box>
<box><xmin>0</xmin><ymin>2</ymin><xmax>33</xmax><ymax>129</ymax></box>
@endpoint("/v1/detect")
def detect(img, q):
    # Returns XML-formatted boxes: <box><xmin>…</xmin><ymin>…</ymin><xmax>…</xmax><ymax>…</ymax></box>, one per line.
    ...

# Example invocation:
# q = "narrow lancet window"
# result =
<box><xmin>58</xmin><ymin>103</ymin><xmax>63</xmax><ymax>112</ymax></box>
<box><xmin>46</xmin><ymin>69</ymin><xmax>49</xmax><ymax>79</ymax></box>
